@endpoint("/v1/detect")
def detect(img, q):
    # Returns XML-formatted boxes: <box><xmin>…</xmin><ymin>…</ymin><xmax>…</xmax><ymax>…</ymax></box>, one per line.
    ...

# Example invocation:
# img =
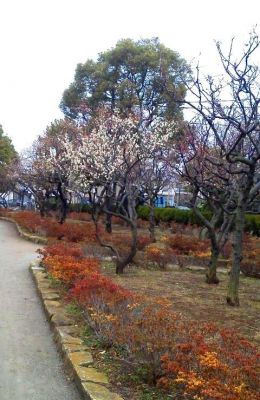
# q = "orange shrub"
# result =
<box><xmin>145</xmin><ymin>245</ymin><xmax>175</xmax><ymax>269</ymax></box>
<box><xmin>158</xmin><ymin>327</ymin><xmax>260</xmax><ymax>400</ymax></box>
<box><xmin>44</xmin><ymin>255</ymin><xmax>99</xmax><ymax>284</ymax></box>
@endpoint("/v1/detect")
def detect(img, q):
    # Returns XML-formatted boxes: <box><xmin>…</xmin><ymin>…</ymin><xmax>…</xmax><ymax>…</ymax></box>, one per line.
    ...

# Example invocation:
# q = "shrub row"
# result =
<box><xmin>40</xmin><ymin>242</ymin><xmax>260</xmax><ymax>400</ymax></box>
<box><xmin>10</xmin><ymin>211</ymin><xmax>96</xmax><ymax>243</ymax></box>
<box><xmin>137</xmin><ymin>205</ymin><xmax>212</xmax><ymax>225</ymax></box>
<box><xmin>137</xmin><ymin>206</ymin><xmax>260</xmax><ymax>236</ymax></box>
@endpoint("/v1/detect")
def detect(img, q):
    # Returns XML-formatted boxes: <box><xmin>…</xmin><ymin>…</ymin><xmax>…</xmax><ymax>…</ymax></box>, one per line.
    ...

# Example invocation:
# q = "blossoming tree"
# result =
<box><xmin>64</xmin><ymin>108</ymin><xmax>174</xmax><ymax>273</ymax></box>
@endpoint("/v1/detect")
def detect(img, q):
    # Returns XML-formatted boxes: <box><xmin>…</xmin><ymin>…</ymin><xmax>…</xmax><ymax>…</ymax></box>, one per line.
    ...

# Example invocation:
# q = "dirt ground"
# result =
<box><xmin>103</xmin><ymin>262</ymin><xmax>260</xmax><ymax>346</ymax></box>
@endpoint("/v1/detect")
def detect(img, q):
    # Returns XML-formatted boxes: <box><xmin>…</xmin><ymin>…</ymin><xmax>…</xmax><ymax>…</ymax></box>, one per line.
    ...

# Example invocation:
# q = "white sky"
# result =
<box><xmin>0</xmin><ymin>0</ymin><xmax>259</xmax><ymax>151</ymax></box>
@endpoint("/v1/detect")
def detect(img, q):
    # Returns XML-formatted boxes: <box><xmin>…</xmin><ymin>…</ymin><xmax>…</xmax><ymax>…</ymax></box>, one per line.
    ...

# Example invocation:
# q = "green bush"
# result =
<box><xmin>137</xmin><ymin>206</ymin><xmax>196</xmax><ymax>225</ymax></box>
<box><xmin>137</xmin><ymin>205</ymin><xmax>150</xmax><ymax>220</ymax></box>
<box><xmin>70</xmin><ymin>203</ymin><xmax>93</xmax><ymax>213</ymax></box>
<box><xmin>245</xmin><ymin>214</ymin><xmax>260</xmax><ymax>236</ymax></box>
<box><xmin>137</xmin><ymin>206</ymin><xmax>260</xmax><ymax>236</ymax></box>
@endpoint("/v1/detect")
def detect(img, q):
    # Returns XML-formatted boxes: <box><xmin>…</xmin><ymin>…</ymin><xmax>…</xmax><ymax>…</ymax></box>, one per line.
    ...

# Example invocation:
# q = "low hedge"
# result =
<box><xmin>69</xmin><ymin>203</ymin><xmax>93</xmax><ymax>213</ymax></box>
<box><xmin>137</xmin><ymin>205</ymin><xmax>260</xmax><ymax>235</ymax></box>
<box><xmin>137</xmin><ymin>205</ymin><xmax>212</xmax><ymax>226</ymax></box>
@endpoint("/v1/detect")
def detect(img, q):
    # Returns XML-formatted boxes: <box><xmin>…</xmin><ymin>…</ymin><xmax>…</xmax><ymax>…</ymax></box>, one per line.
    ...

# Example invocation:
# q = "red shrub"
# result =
<box><xmin>137</xmin><ymin>235</ymin><xmax>151</xmax><ymax>251</ymax></box>
<box><xmin>0</xmin><ymin>208</ymin><xmax>10</xmax><ymax>217</ymax></box>
<box><xmin>101</xmin><ymin>231</ymin><xmax>132</xmax><ymax>258</ymax></box>
<box><xmin>69</xmin><ymin>272</ymin><xmax>132</xmax><ymax>307</ymax></box>
<box><xmin>111</xmin><ymin>216</ymin><xmax>127</xmax><ymax>226</ymax></box>
<box><xmin>59</xmin><ymin>223</ymin><xmax>93</xmax><ymax>242</ymax></box>
<box><xmin>38</xmin><ymin>242</ymin><xmax>84</xmax><ymax>259</ymax></box>
<box><xmin>166</xmin><ymin>234</ymin><xmax>210</xmax><ymax>256</ymax></box>
<box><xmin>241</xmin><ymin>236</ymin><xmax>260</xmax><ymax>278</ymax></box>
<box><xmin>137</xmin><ymin>219</ymin><xmax>149</xmax><ymax>229</ymax></box>
<box><xmin>68</xmin><ymin>211</ymin><xmax>91</xmax><ymax>221</ymax></box>
<box><xmin>11</xmin><ymin>211</ymin><xmax>96</xmax><ymax>243</ymax></box>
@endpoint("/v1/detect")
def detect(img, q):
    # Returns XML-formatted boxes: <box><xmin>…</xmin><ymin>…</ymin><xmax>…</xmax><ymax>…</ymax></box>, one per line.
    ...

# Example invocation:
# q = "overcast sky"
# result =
<box><xmin>0</xmin><ymin>0</ymin><xmax>259</xmax><ymax>151</ymax></box>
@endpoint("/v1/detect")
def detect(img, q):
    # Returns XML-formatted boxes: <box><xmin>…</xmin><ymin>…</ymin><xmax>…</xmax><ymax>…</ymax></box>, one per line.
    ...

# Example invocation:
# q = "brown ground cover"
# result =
<box><xmin>104</xmin><ymin>264</ymin><xmax>260</xmax><ymax>346</ymax></box>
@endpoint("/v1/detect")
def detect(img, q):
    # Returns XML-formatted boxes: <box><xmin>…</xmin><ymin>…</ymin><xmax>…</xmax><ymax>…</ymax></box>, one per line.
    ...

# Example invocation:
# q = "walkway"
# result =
<box><xmin>0</xmin><ymin>220</ymin><xmax>81</xmax><ymax>400</ymax></box>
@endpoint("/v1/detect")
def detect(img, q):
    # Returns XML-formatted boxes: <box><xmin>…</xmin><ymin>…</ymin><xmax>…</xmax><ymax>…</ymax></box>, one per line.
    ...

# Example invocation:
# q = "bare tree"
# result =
<box><xmin>178</xmin><ymin>32</ymin><xmax>260</xmax><ymax>305</ymax></box>
<box><xmin>13</xmin><ymin>146</ymin><xmax>54</xmax><ymax>217</ymax></box>
<box><xmin>139</xmin><ymin>153</ymin><xmax>175</xmax><ymax>242</ymax></box>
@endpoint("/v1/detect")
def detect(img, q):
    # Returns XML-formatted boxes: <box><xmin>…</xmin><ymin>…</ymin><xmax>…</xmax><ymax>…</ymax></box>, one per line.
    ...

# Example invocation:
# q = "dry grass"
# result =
<box><xmin>103</xmin><ymin>262</ymin><xmax>260</xmax><ymax>346</ymax></box>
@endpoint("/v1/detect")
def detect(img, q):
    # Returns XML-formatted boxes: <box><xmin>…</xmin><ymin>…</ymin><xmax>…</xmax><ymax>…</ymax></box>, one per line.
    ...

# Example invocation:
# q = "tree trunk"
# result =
<box><xmin>39</xmin><ymin>206</ymin><xmax>45</xmax><ymax>217</ymax></box>
<box><xmin>206</xmin><ymin>246</ymin><xmax>220</xmax><ymax>284</ymax></box>
<box><xmin>104</xmin><ymin>195</ymin><xmax>113</xmax><ymax>233</ymax></box>
<box><xmin>226</xmin><ymin>202</ymin><xmax>245</xmax><ymax>306</ymax></box>
<box><xmin>105</xmin><ymin>213</ymin><xmax>112</xmax><ymax>233</ymax></box>
<box><xmin>36</xmin><ymin>196</ymin><xmax>46</xmax><ymax>217</ymax></box>
<box><xmin>116</xmin><ymin>221</ymin><xmax>138</xmax><ymax>274</ymax></box>
<box><xmin>57</xmin><ymin>183</ymin><xmax>68</xmax><ymax>224</ymax></box>
<box><xmin>192</xmin><ymin>201</ymin><xmax>220</xmax><ymax>284</ymax></box>
<box><xmin>59</xmin><ymin>203</ymin><xmax>67</xmax><ymax>224</ymax></box>
<box><xmin>148</xmin><ymin>200</ymin><xmax>156</xmax><ymax>243</ymax></box>
<box><xmin>93</xmin><ymin>207</ymin><xmax>138</xmax><ymax>275</ymax></box>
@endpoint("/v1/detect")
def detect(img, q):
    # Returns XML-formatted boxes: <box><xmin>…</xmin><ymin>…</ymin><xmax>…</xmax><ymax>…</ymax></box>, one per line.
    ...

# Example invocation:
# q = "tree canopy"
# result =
<box><xmin>0</xmin><ymin>124</ymin><xmax>17</xmax><ymax>196</ymax></box>
<box><xmin>60</xmin><ymin>38</ymin><xmax>190</xmax><ymax>124</ymax></box>
<box><xmin>0</xmin><ymin>125</ymin><xmax>16</xmax><ymax>166</ymax></box>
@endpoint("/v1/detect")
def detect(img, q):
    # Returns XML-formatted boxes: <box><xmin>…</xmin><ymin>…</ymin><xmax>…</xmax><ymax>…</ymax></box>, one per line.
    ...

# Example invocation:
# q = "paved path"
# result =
<box><xmin>0</xmin><ymin>220</ymin><xmax>81</xmax><ymax>400</ymax></box>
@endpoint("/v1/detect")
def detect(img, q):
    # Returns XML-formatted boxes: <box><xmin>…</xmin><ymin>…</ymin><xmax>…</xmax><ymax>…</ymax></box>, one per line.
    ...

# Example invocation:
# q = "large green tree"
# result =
<box><xmin>0</xmin><ymin>124</ymin><xmax>17</xmax><ymax>196</ymax></box>
<box><xmin>0</xmin><ymin>125</ymin><xmax>16</xmax><ymax>166</ymax></box>
<box><xmin>60</xmin><ymin>38</ymin><xmax>190</xmax><ymax>124</ymax></box>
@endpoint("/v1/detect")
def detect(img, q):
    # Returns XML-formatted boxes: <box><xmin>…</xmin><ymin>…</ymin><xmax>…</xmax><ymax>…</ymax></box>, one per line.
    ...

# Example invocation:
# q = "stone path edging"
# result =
<box><xmin>0</xmin><ymin>216</ymin><xmax>47</xmax><ymax>244</ymax></box>
<box><xmin>30</xmin><ymin>261</ymin><xmax>123</xmax><ymax>400</ymax></box>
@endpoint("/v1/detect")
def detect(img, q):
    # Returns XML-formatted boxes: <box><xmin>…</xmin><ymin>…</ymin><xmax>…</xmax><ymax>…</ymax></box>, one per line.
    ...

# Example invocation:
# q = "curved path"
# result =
<box><xmin>0</xmin><ymin>220</ymin><xmax>81</xmax><ymax>400</ymax></box>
